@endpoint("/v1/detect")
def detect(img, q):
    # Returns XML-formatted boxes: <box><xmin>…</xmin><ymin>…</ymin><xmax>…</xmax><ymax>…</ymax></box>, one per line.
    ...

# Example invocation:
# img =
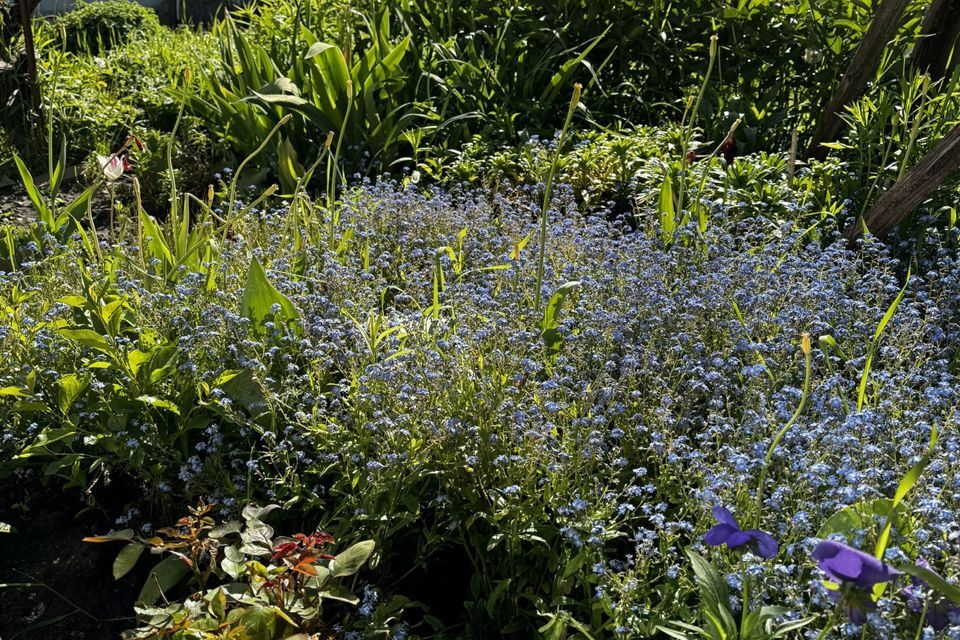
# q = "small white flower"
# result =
<box><xmin>98</xmin><ymin>154</ymin><xmax>124</xmax><ymax>181</ymax></box>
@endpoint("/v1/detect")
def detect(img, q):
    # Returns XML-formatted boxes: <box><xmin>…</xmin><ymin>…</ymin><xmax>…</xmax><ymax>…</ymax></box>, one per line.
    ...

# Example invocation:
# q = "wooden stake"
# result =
<box><xmin>16</xmin><ymin>0</ymin><xmax>42</xmax><ymax>127</ymax></box>
<box><xmin>911</xmin><ymin>0</ymin><xmax>960</xmax><ymax>81</ymax></box>
<box><xmin>806</xmin><ymin>0</ymin><xmax>910</xmax><ymax>160</ymax></box>
<box><xmin>844</xmin><ymin>123</ymin><xmax>960</xmax><ymax>241</ymax></box>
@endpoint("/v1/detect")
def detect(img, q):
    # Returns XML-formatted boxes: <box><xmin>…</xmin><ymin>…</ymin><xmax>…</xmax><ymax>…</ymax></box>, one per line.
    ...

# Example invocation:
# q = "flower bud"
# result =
<box><xmin>801</xmin><ymin>332</ymin><xmax>811</xmax><ymax>356</ymax></box>
<box><xmin>570</xmin><ymin>82</ymin><xmax>583</xmax><ymax>112</ymax></box>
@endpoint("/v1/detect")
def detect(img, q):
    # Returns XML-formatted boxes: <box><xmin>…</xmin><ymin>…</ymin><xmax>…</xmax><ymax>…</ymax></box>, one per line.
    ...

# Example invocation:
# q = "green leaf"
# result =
<box><xmin>140</xmin><ymin>210</ymin><xmax>174</xmax><ymax>270</ymax></box>
<box><xmin>817</xmin><ymin>498</ymin><xmax>905</xmax><ymax>541</ymax></box>
<box><xmin>56</xmin><ymin>328</ymin><xmax>112</xmax><ymax>352</ymax></box>
<box><xmin>659</xmin><ymin>170</ymin><xmax>676</xmax><ymax>242</ymax></box>
<box><xmin>541</xmin><ymin>281</ymin><xmax>581</xmax><ymax>353</ymax></box>
<box><xmin>857</xmin><ymin>266</ymin><xmax>910</xmax><ymax>410</ymax></box>
<box><xmin>770</xmin><ymin>616</ymin><xmax>817</xmax><ymax>637</ymax></box>
<box><xmin>13</xmin><ymin>153</ymin><xmax>53</xmax><ymax>228</ymax></box>
<box><xmin>137</xmin><ymin>395</ymin><xmax>181</xmax><ymax>415</ymax></box>
<box><xmin>0</xmin><ymin>386</ymin><xmax>31</xmax><ymax>397</ymax></box>
<box><xmin>239</xmin><ymin>604</ymin><xmax>277</xmax><ymax>639</ymax></box>
<box><xmin>113</xmin><ymin>543</ymin><xmax>145</xmax><ymax>580</ymax></box>
<box><xmin>241</xmin><ymin>258</ymin><xmax>300</xmax><ymax>334</ymax></box>
<box><xmin>331</xmin><ymin>540</ymin><xmax>375</xmax><ymax>577</ymax></box>
<box><xmin>896</xmin><ymin>563</ymin><xmax>960</xmax><ymax>605</ymax></box>
<box><xmin>57</xmin><ymin>373</ymin><xmax>89</xmax><ymax>415</ymax></box>
<box><xmin>873</xmin><ymin>425</ymin><xmax>938</xmax><ymax>566</ymax></box>
<box><xmin>138</xmin><ymin>556</ymin><xmax>191</xmax><ymax>605</ymax></box>
<box><xmin>51</xmin><ymin>137</ymin><xmax>67</xmax><ymax>197</ymax></box>
<box><xmin>318</xmin><ymin>582</ymin><xmax>360</xmax><ymax>605</ymax></box>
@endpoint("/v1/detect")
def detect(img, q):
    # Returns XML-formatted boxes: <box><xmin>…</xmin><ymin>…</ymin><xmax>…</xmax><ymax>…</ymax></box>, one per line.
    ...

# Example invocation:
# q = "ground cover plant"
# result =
<box><xmin>2</xmin><ymin>0</ymin><xmax>960</xmax><ymax>639</ymax></box>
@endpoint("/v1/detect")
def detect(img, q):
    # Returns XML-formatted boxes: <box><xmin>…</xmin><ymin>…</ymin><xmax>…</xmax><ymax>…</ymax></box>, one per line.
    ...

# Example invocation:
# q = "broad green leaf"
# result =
<box><xmin>873</xmin><ymin>424</ymin><xmax>938</xmax><ymax>591</ymax></box>
<box><xmin>0</xmin><ymin>387</ymin><xmax>31</xmax><ymax>397</ymax></box>
<box><xmin>542</xmin><ymin>281</ymin><xmax>581</xmax><ymax>353</ymax></box>
<box><xmin>56</xmin><ymin>328</ymin><xmax>112</xmax><ymax>352</ymax></box>
<box><xmin>241</xmin><ymin>258</ymin><xmax>300</xmax><ymax>334</ymax></box>
<box><xmin>16</xmin><ymin>427</ymin><xmax>76</xmax><ymax>458</ymax></box>
<box><xmin>138</xmin><ymin>555</ymin><xmax>191</xmax><ymax>605</ymax></box>
<box><xmin>113</xmin><ymin>543</ymin><xmax>145</xmax><ymax>580</ymax></box>
<box><xmin>13</xmin><ymin>153</ymin><xmax>53</xmax><ymax>228</ymax></box>
<box><xmin>331</xmin><ymin>540</ymin><xmax>375</xmax><ymax>577</ymax></box>
<box><xmin>57</xmin><ymin>374</ymin><xmax>88</xmax><ymax>415</ymax></box>
<box><xmin>137</xmin><ymin>395</ymin><xmax>181</xmax><ymax>415</ymax></box>
<box><xmin>239</xmin><ymin>604</ymin><xmax>277</xmax><ymax>638</ymax></box>
<box><xmin>140</xmin><ymin>210</ymin><xmax>174</xmax><ymax>269</ymax></box>
<box><xmin>319</xmin><ymin>582</ymin><xmax>360</xmax><ymax>605</ymax></box>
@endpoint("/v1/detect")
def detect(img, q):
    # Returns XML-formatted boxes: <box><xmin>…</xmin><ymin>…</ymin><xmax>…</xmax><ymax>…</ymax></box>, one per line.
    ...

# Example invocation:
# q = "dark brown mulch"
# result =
<box><xmin>0</xmin><ymin>502</ymin><xmax>139</xmax><ymax>640</ymax></box>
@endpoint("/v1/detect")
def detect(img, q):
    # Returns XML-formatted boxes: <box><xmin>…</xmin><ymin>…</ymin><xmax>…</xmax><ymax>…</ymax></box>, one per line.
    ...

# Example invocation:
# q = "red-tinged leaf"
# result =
<box><xmin>83</xmin><ymin>529</ymin><xmax>135</xmax><ymax>543</ymax></box>
<box><xmin>292</xmin><ymin>555</ymin><xmax>319</xmax><ymax>576</ymax></box>
<box><xmin>271</xmin><ymin>541</ymin><xmax>298</xmax><ymax>561</ymax></box>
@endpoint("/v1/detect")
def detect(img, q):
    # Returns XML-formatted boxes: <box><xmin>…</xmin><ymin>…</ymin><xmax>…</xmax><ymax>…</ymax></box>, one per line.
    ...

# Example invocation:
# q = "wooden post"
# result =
<box><xmin>911</xmin><ymin>0</ymin><xmax>960</xmax><ymax>81</ymax></box>
<box><xmin>806</xmin><ymin>0</ymin><xmax>910</xmax><ymax>160</ymax></box>
<box><xmin>16</xmin><ymin>0</ymin><xmax>42</xmax><ymax>126</ymax></box>
<box><xmin>844</xmin><ymin>123</ymin><xmax>960</xmax><ymax>241</ymax></box>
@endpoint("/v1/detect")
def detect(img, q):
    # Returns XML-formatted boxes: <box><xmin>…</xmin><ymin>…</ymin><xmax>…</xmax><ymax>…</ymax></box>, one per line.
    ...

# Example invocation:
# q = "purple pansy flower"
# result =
<box><xmin>813</xmin><ymin>541</ymin><xmax>899</xmax><ymax>589</ymax></box>
<box><xmin>812</xmin><ymin>540</ymin><xmax>900</xmax><ymax>623</ymax></box>
<box><xmin>703</xmin><ymin>507</ymin><xmax>778</xmax><ymax>559</ymax></box>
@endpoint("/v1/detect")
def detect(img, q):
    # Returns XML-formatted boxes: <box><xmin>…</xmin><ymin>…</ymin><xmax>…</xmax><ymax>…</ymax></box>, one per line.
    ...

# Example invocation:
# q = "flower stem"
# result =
<box><xmin>740</xmin><ymin>577</ymin><xmax>749</xmax><ymax>639</ymax></box>
<box><xmin>912</xmin><ymin>600</ymin><xmax>929</xmax><ymax>640</ymax></box>
<box><xmin>754</xmin><ymin>333</ymin><xmax>812</xmax><ymax>525</ymax></box>
<box><xmin>814</xmin><ymin>608</ymin><xmax>840</xmax><ymax>640</ymax></box>
<box><xmin>534</xmin><ymin>83</ymin><xmax>581</xmax><ymax>314</ymax></box>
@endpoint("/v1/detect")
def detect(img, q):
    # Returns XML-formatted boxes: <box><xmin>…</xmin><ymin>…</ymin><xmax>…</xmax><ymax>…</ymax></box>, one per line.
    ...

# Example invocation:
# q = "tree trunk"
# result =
<box><xmin>806</xmin><ymin>0</ymin><xmax>911</xmax><ymax>160</ymax></box>
<box><xmin>844</xmin><ymin>123</ymin><xmax>960</xmax><ymax>241</ymax></box>
<box><xmin>911</xmin><ymin>0</ymin><xmax>960</xmax><ymax>81</ymax></box>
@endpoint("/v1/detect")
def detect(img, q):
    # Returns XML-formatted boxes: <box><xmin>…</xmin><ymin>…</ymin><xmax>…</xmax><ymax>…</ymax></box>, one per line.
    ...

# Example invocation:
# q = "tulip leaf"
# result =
<box><xmin>13</xmin><ymin>153</ymin><xmax>54</xmax><ymax>230</ymax></box>
<box><xmin>857</xmin><ymin>266</ymin><xmax>910</xmax><ymax>410</ymax></box>
<box><xmin>896</xmin><ymin>563</ymin><xmax>960</xmax><ymax>605</ymax></box>
<box><xmin>658</xmin><ymin>170</ymin><xmax>676</xmax><ymax>243</ymax></box>
<box><xmin>874</xmin><ymin>424</ymin><xmax>938</xmax><ymax>560</ymax></box>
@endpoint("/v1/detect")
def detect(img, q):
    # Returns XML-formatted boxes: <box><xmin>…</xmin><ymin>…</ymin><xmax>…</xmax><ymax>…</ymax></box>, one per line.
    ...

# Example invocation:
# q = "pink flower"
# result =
<box><xmin>98</xmin><ymin>154</ymin><xmax>124</xmax><ymax>181</ymax></box>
